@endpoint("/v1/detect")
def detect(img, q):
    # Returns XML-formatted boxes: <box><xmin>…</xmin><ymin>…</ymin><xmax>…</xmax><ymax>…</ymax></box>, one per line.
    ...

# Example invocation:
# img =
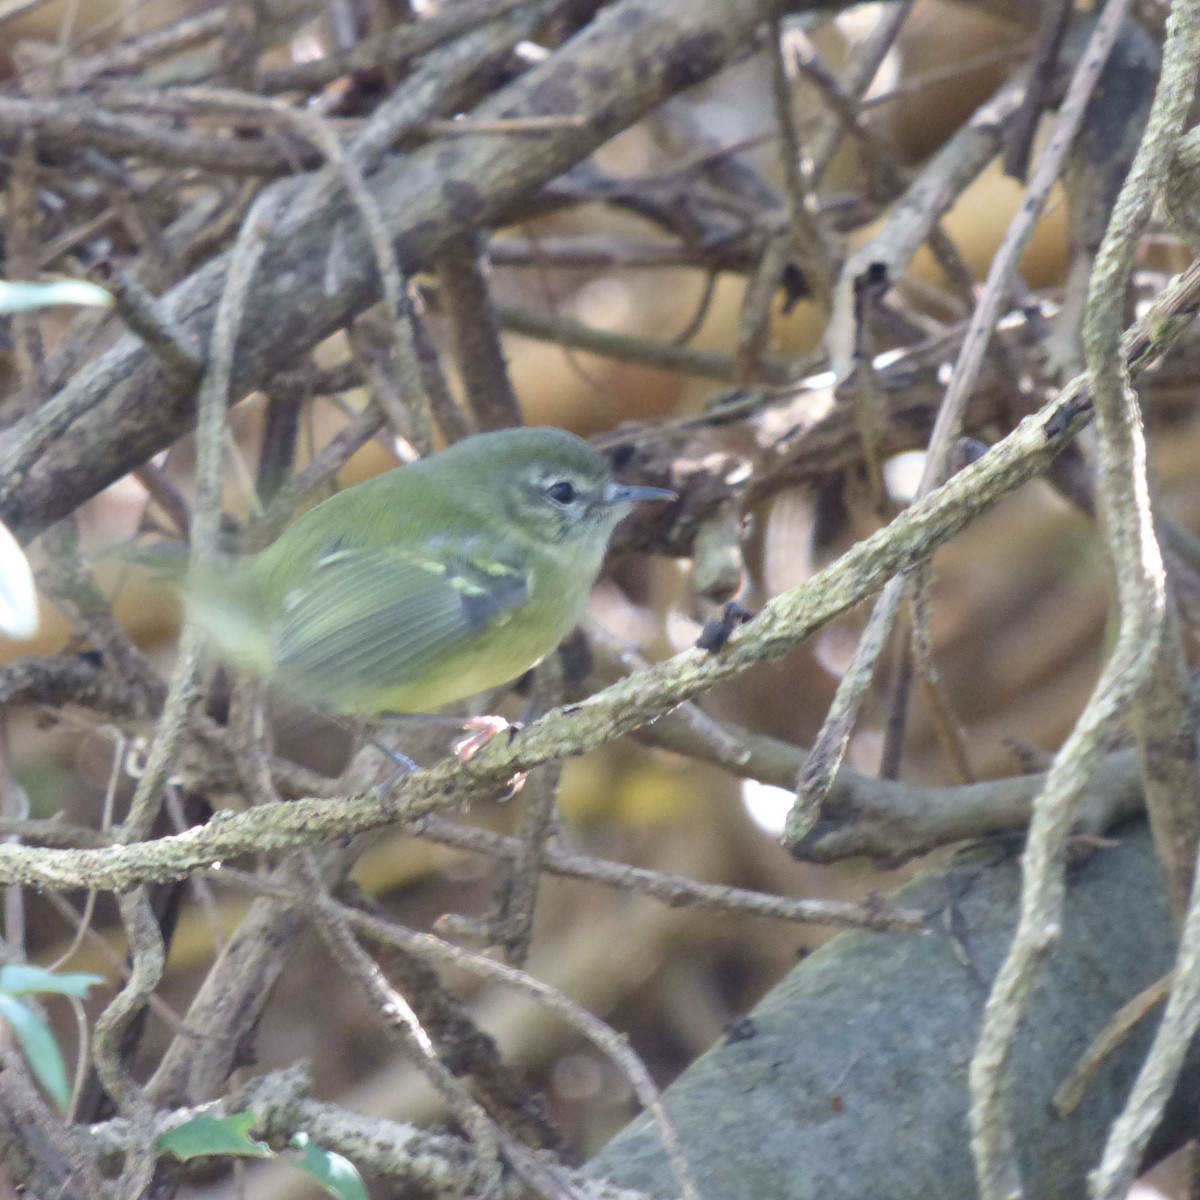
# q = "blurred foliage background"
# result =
<box><xmin>0</xmin><ymin>0</ymin><xmax>1196</xmax><ymax>1196</ymax></box>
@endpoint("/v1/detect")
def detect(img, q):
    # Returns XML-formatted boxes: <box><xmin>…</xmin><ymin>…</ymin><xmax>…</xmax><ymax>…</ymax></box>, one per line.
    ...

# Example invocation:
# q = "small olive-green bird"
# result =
<box><xmin>185</xmin><ymin>426</ymin><xmax>673</xmax><ymax>716</ymax></box>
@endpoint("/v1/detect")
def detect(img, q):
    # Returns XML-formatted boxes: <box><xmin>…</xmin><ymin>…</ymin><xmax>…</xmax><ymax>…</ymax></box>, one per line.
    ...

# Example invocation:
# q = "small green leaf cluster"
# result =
<box><xmin>0</xmin><ymin>963</ymin><xmax>103</xmax><ymax>1110</ymax></box>
<box><xmin>158</xmin><ymin>1114</ymin><xmax>368</xmax><ymax>1200</ymax></box>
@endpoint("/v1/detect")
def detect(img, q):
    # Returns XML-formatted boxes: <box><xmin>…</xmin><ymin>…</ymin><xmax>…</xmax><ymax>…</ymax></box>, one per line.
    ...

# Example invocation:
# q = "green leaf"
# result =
<box><xmin>0</xmin><ymin>964</ymin><xmax>104</xmax><ymax>999</ymax></box>
<box><xmin>0</xmin><ymin>279</ymin><xmax>112</xmax><ymax>314</ymax></box>
<box><xmin>0</xmin><ymin>993</ymin><xmax>70</xmax><ymax>1111</ymax></box>
<box><xmin>288</xmin><ymin>1132</ymin><xmax>369</xmax><ymax>1200</ymax></box>
<box><xmin>157</xmin><ymin>1112</ymin><xmax>274</xmax><ymax>1162</ymax></box>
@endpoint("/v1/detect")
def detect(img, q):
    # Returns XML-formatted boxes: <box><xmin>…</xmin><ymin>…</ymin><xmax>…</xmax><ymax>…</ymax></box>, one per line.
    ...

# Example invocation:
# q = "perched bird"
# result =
<box><xmin>184</xmin><ymin>426</ymin><xmax>674</xmax><ymax>717</ymax></box>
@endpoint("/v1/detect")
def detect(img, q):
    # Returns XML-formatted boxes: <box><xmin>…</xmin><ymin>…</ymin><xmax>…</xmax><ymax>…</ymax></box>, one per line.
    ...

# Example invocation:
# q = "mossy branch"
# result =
<box><xmin>5</xmin><ymin>256</ymin><xmax>1200</xmax><ymax>893</ymax></box>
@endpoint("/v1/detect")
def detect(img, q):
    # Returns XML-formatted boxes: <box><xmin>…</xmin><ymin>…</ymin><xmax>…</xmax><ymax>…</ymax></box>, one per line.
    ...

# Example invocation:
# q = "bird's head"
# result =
<box><xmin>446</xmin><ymin>427</ymin><xmax>675</xmax><ymax>549</ymax></box>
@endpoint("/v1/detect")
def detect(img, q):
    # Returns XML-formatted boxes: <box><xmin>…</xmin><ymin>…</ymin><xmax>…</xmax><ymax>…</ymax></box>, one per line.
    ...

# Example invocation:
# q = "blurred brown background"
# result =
<box><xmin>1</xmin><ymin>0</ymin><xmax>1195</xmax><ymax>1196</ymax></box>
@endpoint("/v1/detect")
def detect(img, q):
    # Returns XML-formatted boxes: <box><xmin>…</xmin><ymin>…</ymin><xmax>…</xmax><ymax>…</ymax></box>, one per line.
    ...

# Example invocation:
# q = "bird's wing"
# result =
<box><xmin>273</xmin><ymin>545</ymin><xmax>528</xmax><ymax>708</ymax></box>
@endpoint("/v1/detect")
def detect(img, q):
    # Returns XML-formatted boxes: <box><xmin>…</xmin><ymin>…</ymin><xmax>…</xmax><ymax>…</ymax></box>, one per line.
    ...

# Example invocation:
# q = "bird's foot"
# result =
<box><xmin>452</xmin><ymin>715</ymin><xmax>519</xmax><ymax>760</ymax></box>
<box><xmin>372</xmin><ymin>746</ymin><xmax>421</xmax><ymax>803</ymax></box>
<box><xmin>453</xmin><ymin>716</ymin><xmax>526</xmax><ymax>798</ymax></box>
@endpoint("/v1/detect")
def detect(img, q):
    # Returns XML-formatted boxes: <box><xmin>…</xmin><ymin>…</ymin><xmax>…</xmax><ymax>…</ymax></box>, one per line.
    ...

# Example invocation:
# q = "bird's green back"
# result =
<box><xmin>186</xmin><ymin>428</ymin><xmax>649</xmax><ymax>715</ymax></box>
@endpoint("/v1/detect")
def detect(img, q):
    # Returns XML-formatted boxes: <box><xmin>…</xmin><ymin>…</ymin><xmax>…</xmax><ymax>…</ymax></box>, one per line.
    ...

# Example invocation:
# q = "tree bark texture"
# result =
<box><xmin>0</xmin><ymin>0</ymin><xmax>790</xmax><ymax>544</ymax></box>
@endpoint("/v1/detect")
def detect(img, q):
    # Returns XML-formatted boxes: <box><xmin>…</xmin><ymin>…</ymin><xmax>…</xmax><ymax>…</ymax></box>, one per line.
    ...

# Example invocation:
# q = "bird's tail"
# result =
<box><xmin>117</xmin><ymin>540</ymin><xmax>272</xmax><ymax>675</ymax></box>
<box><xmin>180</xmin><ymin>556</ymin><xmax>274</xmax><ymax>676</ymax></box>
<box><xmin>114</xmin><ymin>539</ymin><xmax>192</xmax><ymax>581</ymax></box>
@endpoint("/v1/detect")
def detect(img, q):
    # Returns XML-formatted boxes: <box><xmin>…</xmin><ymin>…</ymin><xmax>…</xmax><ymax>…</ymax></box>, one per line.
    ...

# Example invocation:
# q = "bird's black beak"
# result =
<box><xmin>602</xmin><ymin>481</ymin><xmax>676</xmax><ymax>506</ymax></box>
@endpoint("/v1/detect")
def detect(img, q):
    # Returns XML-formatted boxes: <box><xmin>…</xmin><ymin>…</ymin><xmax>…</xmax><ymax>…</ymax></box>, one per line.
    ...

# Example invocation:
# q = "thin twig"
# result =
<box><xmin>1052</xmin><ymin>972</ymin><xmax>1172</xmax><ymax>1118</ymax></box>
<box><xmin>436</xmin><ymin>232</ymin><xmax>521</xmax><ymax>431</ymax></box>
<box><xmin>123</xmin><ymin>190</ymin><xmax>283</xmax><ymax>842</ymax></box>
<box><xmin>410</xmin><ymin>815</ymin><xmax>925</xmax><ymax>933</ymax></box>
<box><xmin>1084</xmin><ymin>0</ymin><xmax>1200</xmax><ymax>1190</ymax></box>
<box><xmin>223</xmin><ymin>864</ymin><xmax>702</xmax><ymax>1200</ymax></box>
<box><xmin>296</xmin><ymin>856</ymin><xmax>506</xmax><ymax>1199</ymax></box>
<box><xmin>90</xmin><ymin>890</ymin><xmax>165</xmax><ymax>1196</ymax></box>
<box><xmin>808</xmin><ymin>1</ymin><xmax>915</xmax><ymax>183</ymax></box>
<box><xmin>971</xmin><ymin>3</ymin><xmax>1195</xmax><ymax>1195</ymax></box>
<box><xmin>796</xmin><ymin>3</ymin><xmax>1134</xmax><ymax>833</ymax></box>
<box><xmin>3</xmin><ymin>259</ymin><xmax>1200</xmax><ymax>892</ymax></box>
<box><xmin>479</xmin><ymin>659</ymin><xmax>564</xmax><ymax>964</ymax></box>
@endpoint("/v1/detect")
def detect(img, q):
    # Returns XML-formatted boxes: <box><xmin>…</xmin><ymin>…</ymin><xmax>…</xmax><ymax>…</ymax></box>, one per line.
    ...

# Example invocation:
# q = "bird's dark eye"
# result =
<box><xmin>545</xmin><ymin>480</ymin><xmax>577</xmax><ymax>505</ymax></box>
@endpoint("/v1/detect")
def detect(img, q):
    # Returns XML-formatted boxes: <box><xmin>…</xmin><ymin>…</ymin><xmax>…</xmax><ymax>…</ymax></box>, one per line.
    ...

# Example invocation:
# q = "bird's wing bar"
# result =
<box><xmin>274</xmin><ymin>547</ymin><xmax>527</xmax><ymax>705</ymax></box>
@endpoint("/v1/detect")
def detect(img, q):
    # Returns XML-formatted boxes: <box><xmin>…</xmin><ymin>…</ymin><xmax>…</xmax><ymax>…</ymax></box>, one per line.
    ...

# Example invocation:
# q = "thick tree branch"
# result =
<box><xmin>0</xmin><ymin>287</ymin><xmax>1174</xmax><ymax>892</ymax></box>
<box><xmin>0</xmin><ymin>0</ymin><xmax>807</xmax><ymax>544</ymax></box>
<box><xmin>2</xmin><ymin>235</ymin><xmax>1199</xmax><ymax>893</ymax></box>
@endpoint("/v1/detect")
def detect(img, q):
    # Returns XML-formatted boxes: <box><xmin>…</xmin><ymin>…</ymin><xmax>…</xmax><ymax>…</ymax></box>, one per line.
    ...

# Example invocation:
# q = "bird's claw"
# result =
<box><xmin>453</xmin><ymin>716</ymin><xmax>526</xmax><ymax>798</ymax></box>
